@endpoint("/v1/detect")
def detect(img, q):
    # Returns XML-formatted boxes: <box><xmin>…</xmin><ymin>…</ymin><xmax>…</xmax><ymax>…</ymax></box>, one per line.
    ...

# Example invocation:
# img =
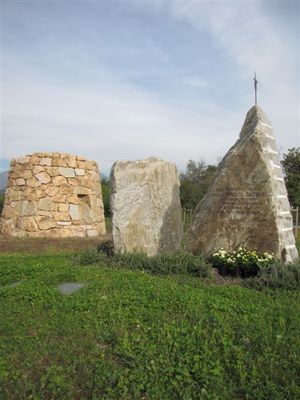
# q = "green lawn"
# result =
<box><xmin>0</xmin><ymin>253</ymin><xmax>299</xmax><ymax>399</ymax></box>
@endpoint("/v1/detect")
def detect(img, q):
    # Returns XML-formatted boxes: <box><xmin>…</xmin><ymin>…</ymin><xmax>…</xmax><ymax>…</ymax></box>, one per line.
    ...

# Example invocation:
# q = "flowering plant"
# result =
<box><xmin>211</xmin><ymin>247</ymin><xmax>276</xmax><ymax>277</ymax></box>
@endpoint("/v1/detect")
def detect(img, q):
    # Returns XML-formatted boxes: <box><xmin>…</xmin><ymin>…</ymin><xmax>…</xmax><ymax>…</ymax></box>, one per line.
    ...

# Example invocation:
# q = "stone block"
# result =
<box><xmin>45</xmin><ymin>186</ymin><xmax>59</xmax><ymax>197</ymax></box>
<box><xmin>38</xmin><ymin>197</ymin><xmax>55</xmax><ymax>211</ymax></box>
<box><xmin>66</xmin><ymin>156</ymin><xmax>77</xmax><ymax>168</ymax></box>
<box><xmin>52</xmin><ymin>211</ymin><xmax>71</xmax><ymax>222</ymax></box>
<box><xmin>33</xmin><ymin>166</ymin><xmax>44</xmax><ymax>174</ymax></box>
<box><xmin>75</xmin><ymin>168</ymin><xmax>85</xmax><ymax>176</ymax></box>
<box><xmin>16</xmin><ymin>200</ymin><xmax>37</xmax><ymax>216</ymax></box>
<box><xmin>30</xmin><ymin>156</ymin><xmax>40</xmax><ymax>165</ymax></box>
<box><xmin>16</xmin><ymin>178</ymin><xmax>25</xmax><ymax>186</ymax></box>
<box><xmin>35</xmin><ymin>216</ymin><xmax>57</xmax><ymax>230</ymax></box>
<box><xmin>58</xmin><ymin>203</ymin><xmax>69</xmax><ymax>212</ymax></box>
<box><xmin>69</xmin><ymin>204</ymin><xmax>80</xmax><ymax>220</ymax></box>
<box><xmin>59</xmin><ymin>167</ymin><xmax>75</xmax><ymax>178</ymax></box>
<box><xmin>60</xmin><ymin>183</ymin><xmax>74</xmax><ymax>195</ymax></box>
<box><xmin>47</xmin><ymin>167</ymin><xmax>59</xmax><ymax>177</ymax></box>
<box><xmin>52</xmin><ymin>175</ymin><xmax>67</xmax><ymax>186</ymax></box>
<box><xmin>23</xmin><ymin>170</ymin><xmax>33</xmax><ymax>179</ymax></box>
<box><xmin>39</xmin><ymin>157</ymin><xmax>52</xmax><ymax>166</ymax></box>
<box><xmin>52</xmin><ymin>157</ymin><xmax>66</xmax><ymax>167</ymax></box>
<box><xmin>111</xmin><ymin>157</ymin><xmax>183</xmax><ymax>256</ymax></box>
<box><xmin>27</xmin><ymin>178</ymin><xmax>41</xmax><ymax>188</ymax></box>
<box><xmin>35</xmin><ymin>172</ymin><xmax>51</xmax><ymax>184</ymax></box>
<box><xmin>16</xmin><ymin>216</ymin><xmax>38</xmax><ymax>232</ymax></box>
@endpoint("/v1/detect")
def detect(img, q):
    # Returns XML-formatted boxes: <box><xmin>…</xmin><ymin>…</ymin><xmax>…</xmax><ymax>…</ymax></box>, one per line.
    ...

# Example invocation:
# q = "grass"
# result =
<box><xmin>1</xmin><ymin>252</ymin><xmax>300</xmax><ymax>399</ymax></box>
<box><xmin>296</xmin><ymin>228</ymin><xmax>300</xmax><ymax>252</ymax></box>
<box><xmin>105</xmin><ymin>217</ymin><xmax>112</xmax><ymax>234</ymax></box>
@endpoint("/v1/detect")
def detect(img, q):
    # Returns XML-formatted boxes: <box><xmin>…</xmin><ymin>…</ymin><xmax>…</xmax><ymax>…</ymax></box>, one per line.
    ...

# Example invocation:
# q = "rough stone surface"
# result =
<box><xmin>75</xmin><ymin>168</ymin><xmax>85</xmax><ymax>176</ymax></box>
<box><xmin>0</xmin><ymin>152</ymin><xmax>106</xmax><ymax>237</ymax></box>
<box><xmin>57</xmin><ymin>282</ymin><xmax>86</xmax><ymax>295</ymax></box>
<box><xmin>59</xmin><ymin>167</ymin><xmax>75</xmax><ymax>178</ymax></box>
<box><xmin>188</xmin><ymin>106</ymin><xmax>298</xmax><ymax>263</ymax></box>
<box><xmin>36</xmin><ymin>172</ymin><xmax>51</xmax><ymax>184</ymax></box>
<box><xmin>111</xmin><ymin>157</ymin><xmax>183</xmax><ymax>256</ymax></box>
<box><xmin>69</xmin><ymin>204</ymin><xmax>80</xmax><ymax>220</ymax></box>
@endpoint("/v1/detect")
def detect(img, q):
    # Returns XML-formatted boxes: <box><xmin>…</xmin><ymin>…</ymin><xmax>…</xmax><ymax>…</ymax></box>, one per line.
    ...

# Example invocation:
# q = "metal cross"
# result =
<box><xmin>253</xmin><ymin>72</ymin><xmax>258</xmax><ymax>106</ymax></box>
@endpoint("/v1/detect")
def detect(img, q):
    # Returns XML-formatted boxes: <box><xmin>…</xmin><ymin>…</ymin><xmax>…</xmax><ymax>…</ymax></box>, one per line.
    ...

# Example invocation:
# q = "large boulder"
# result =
<box><xmin>110</xmin><ymin>157</ymin><xmax>183</xmax><ymax>256</ymax></box>
<box><xmin>188</xmin><ymin>106</ymin><xmax>298</xmax><ymax>263</ymax></box>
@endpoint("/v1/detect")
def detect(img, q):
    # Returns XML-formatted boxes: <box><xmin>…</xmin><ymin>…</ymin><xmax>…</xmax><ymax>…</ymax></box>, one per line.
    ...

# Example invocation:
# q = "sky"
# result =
<box><xmin>1</xmin><ymin>0</ymin><xmax>299</xmax><ymax>175</ymax></box>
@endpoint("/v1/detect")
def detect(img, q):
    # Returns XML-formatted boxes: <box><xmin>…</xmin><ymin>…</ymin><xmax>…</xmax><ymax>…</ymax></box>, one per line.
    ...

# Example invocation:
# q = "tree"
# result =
<box><xmin>101</xmin><ymin>175</ymin><xmax>111</xmax><ymax>217</ymax></box>
<box><xmin>281</xmin><ymin>147</ymin><xmax>300</xmax><ymax>208</ymax></box>
<box><xmin>180</xmin><ymin>160</ymin><xmax>217</xmax><ymax>209</ymax></box>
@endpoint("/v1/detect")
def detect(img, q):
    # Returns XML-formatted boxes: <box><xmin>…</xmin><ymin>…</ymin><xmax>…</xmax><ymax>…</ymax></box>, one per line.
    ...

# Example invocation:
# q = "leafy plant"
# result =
<box><xmin>244</xmin><ymin>259</ymin><xmax>300</xmax><ymax>290</ymax></box>
<box><xmin>180</xmin><ymin>159</ymin><xmax>217</xmax><ymax>209</ymax></box>
<box><xmin>98</xmin><ymin>241</ymin><xmax>114</xmax><ymax>257</ymax></box>
<box><xmin>101</xmin><ymin>175</ymin><xmax>111</xmax><ymax>217</ymax></box>
<box><xmin>76</xmin><ymin>249</ymin><xmax>212</xmax><ymax>278</ymax></box>
<box><xmin>210</xmin><ymin>247</ymin><xmax>276</xmax><ymax>278</ymax></box>
<box><xmin>281</xmin><ymin>147</ymin><xmax>300</xmax><ymax>207</ymax></box>
<box><xmin>74</xmin><ymin>247</ymin><xmax>109</xmax><ymax>265</ymax></box>
<box><xmin>115</xmin><ymin>251</ymin><xmax>212</xmax><ymax>277</ymax></box>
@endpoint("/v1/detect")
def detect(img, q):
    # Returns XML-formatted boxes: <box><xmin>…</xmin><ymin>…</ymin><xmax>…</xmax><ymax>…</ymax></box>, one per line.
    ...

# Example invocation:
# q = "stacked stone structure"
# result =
<box><xmin>0</xmin><ymin>152</ymin><xmax>106</xmax><ymax>237</ymax></box>
<box><xmin>111</xmin><ymin>157</ymin><xmax>183</xmax><ymax>256</ymax></box>
<box><xmin>188</xmin><ymin>106</ymin><xmax>298</xmax><ymax>263</ymax></box>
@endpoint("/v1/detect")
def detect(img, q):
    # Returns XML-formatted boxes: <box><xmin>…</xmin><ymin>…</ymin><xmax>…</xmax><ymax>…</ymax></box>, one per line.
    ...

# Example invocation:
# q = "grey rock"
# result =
<box><xmin>58</xmin><ymin>167</ymin><xmax>75</xmax><ymax>178</ymax></box>
<box><xmin>69</xmin><ymin>204</ymin><xmax>80</xmax><ymax>220</ymax></box>
<box><xmin>111</xmin><ymin>157</ymin><xmax>183</xmax><ymax>256</ymax></box>
<box><xmin>57</xmin><ymin>282</ymin><xmax>86</xmax><ymax>295</ymax></box>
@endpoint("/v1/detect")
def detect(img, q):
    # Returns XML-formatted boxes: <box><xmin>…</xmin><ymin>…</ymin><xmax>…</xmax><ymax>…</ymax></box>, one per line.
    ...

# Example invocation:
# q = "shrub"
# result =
<box><xmin>101</xmin><ymin>176</ymin><xmax>111</xmax><ymax>217</ymax></box>
<box><xmin>97</xmin><ymin>241</ymin><xmax>114</xmax><ymax>257</ymax></box>
<box><xmin>75</xmin><ymin>248</ymin><xmax>109</xmax><ymax>266</ymax></box>
<box><xmin>210</xmin><ymin>247</ymin><xmax>276</xmax><ymax>278</ymax></box>
<box><xmin>244</xmin><ymin>259</ymin><xmax>300</xmax><ymax>290</ymax></box>
<box><xmin>77</xmin><ymin>249</ymin><xmax>212</xmax><ymax>278</ymax></box>
<box><xmin>115</xmin><ymin>251</ymin><xmax>211</xmax><ymax>277</ymax></box>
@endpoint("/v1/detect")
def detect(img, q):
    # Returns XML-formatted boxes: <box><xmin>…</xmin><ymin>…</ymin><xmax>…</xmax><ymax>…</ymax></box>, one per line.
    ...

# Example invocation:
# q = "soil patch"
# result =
<box><xmin>0</xmin><ymin>234</ymin><xmax>112</xmax><ymax>254</ymax></box>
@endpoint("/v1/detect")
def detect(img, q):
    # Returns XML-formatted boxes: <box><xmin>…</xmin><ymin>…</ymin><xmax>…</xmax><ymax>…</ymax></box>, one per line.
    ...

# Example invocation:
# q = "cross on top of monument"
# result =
<box><xmin>253</xmin><ymin>72</ymin><xmax>258</xmax><ymax>106</ymax></box>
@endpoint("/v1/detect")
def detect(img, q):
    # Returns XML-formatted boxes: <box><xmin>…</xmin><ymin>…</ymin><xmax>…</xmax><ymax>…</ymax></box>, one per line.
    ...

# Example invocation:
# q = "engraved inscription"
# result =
<box><xmin>216</xmin><ymin>187</ymin><xmax>265</xmax><ymax>217</ymax></box>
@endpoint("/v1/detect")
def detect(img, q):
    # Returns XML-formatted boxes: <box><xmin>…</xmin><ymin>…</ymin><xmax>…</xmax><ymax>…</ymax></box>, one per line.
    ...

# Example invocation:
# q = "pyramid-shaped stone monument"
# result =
<box><xmin>188</xmin><ymin>106</ymin><xmax>298</xmax><ymax>263</ymax></box>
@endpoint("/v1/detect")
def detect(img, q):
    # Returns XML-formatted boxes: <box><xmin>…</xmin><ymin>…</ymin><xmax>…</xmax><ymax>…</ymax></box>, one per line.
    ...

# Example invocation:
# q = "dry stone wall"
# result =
<box><xmin>0</xmin><ymin>152</ymin><xmax>106</xmax><ymax>237</ymax></box>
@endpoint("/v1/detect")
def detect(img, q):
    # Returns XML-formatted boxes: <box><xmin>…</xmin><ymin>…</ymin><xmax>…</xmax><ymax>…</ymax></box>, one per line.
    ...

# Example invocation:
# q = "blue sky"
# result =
<box><xmin>1</xmin><ymin>0</ymin><xmax>299</xmax><ymax>174</ymax></box>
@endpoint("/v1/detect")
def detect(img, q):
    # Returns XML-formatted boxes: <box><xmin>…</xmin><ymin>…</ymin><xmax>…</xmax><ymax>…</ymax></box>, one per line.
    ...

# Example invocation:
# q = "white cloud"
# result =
<box><xmin>1</xmin><ymin>0</ymin><xmax>298</xmax><ymax>177</ymax></box>
<box><xmin>169</xmin><ymin>0</ymin><xmax>299</xmax><ymax>146</ymax></box>
<box><xmin>2</xmin><ymin>60</ymin><xmax>241</xmax><ymax>174</ymax></box>
<box><xmin>184</xmin><ymin>76</ymin><xmax>211</xmax><ymax>88</ymax></box>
